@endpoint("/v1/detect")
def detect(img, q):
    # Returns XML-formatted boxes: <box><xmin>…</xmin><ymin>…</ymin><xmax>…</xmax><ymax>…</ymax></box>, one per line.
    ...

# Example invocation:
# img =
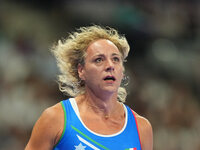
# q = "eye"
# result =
<box><xmin>113</xmin><ymin>57</ymin><xmax>120</xmax><ymax>62</ymax></box>
<box><xmin>94</xmin><ymin>57</ymin><xmax>103</xmax><ymax>63</ymax></box>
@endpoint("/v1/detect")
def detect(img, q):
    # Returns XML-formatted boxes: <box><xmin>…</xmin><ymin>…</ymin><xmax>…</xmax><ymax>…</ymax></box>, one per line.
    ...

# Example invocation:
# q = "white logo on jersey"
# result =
<box><xmin>77</xmin><ymin>135</ymin><xmax>100</xmax><ymax>150</ymax></box>
<box><xmin>75</xmin><ymin>143</ymin><xmax>86</xmax><ymax>150</ymax></box>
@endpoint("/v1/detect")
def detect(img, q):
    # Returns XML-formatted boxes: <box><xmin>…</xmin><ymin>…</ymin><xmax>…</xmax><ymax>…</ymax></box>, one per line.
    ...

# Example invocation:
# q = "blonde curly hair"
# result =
<box><xmin>51</xmin><ymin>25</ymin><xmax>130</xmax><ymax>102</ymax></box>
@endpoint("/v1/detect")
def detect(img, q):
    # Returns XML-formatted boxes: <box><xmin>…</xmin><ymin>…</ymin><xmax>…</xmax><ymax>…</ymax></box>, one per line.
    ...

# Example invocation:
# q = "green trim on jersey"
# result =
<box><xmin>54</xmin><ymin>101</ymin><xmax>67</xmax><ymax>147</ymax></box>
<box><xmin>71</xmin><ymin>125</ymin><xmax>110</xmax><ymax>150</ymax></box>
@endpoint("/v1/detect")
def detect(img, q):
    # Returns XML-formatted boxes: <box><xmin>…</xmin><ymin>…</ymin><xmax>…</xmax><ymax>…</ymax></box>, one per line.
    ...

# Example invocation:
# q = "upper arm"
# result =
<box><xmin>136</xmin><ymin>115</ymin><xmax>153</xmax><ymax>150</ymax></box>
<box><xmin>25</xmin><ymin>103</ymin><xmax>64</xmax><ymax>150</ymax></box>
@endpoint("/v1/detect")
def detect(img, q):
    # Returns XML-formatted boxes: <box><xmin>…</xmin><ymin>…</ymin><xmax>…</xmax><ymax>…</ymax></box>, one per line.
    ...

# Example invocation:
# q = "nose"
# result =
<box><xmin>105</xmin><ymin>59</ymin><xmax>114</xmax><ymax>72</ymax></box>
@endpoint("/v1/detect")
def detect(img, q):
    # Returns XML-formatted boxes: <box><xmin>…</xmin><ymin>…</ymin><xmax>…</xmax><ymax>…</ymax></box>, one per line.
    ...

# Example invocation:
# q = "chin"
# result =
<box><xmin>101</xmin><ymin>86</ymin><xmax>118</xmax><ymax>94</ymax></box>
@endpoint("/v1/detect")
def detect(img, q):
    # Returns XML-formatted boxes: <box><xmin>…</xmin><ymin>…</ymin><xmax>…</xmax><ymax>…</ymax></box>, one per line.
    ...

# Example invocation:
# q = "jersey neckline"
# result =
<box><xmin>69</xmin><ymin>98</ymin><xmax>128</xmax><ymax>137</ymax></box>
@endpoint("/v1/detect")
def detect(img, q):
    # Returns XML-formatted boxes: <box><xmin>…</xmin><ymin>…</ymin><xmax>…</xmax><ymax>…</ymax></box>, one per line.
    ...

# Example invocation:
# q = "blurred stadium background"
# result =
<box><xmin>0</xmin><ymin>0</ymin><xmax>200</xmax><ymax>149</ymax></box>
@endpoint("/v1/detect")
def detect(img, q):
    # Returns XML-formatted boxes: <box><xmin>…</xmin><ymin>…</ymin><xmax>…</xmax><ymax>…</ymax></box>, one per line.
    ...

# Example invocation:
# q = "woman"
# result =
<box><xmin>25</xmin><ymin>25</ymin><xmax>153</xmax><ymax>150</ymax></box>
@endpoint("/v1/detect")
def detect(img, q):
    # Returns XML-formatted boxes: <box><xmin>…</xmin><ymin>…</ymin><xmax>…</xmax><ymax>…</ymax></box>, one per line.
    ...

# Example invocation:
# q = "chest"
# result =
<box><xmin>54</xmin><ymin>100</ymin><xmax>142</xmax><ymax>150</ymax></box>
<box><xmin>81</xmin><ymin>114</ymin><xmax>125</xmax><ymax>135</ymax></box>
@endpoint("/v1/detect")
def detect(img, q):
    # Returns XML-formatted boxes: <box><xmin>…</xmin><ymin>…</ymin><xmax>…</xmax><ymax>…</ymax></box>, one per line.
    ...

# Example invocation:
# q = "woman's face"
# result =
<box><xmin>78</xmin><ymin>39</ymin><xmax>124</xmax><ymax>95</ymax></box>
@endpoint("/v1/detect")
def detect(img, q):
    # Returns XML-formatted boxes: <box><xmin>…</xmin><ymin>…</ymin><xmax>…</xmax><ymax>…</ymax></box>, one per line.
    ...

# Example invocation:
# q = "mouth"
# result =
<box><xmin>103</xmin><ymin>75</ymin><xmax>116</xmax><ymax>81</ymax></box>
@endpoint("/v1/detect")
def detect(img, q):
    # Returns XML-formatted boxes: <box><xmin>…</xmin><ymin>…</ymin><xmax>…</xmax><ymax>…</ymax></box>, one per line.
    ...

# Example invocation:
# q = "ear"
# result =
<box><xmin>121</xmin><ymin>72</ymin><xmax>125</xmax><ymax>80</ymax></box>
<box><xmin>78</xmin><ymin>63</ymin><xmax>85</xmax><ymax>80</ymax></box>
<box><xmin>121</xmin><ymin>70</ymin><xmax>124</xmax><ymax>77</ymax></box>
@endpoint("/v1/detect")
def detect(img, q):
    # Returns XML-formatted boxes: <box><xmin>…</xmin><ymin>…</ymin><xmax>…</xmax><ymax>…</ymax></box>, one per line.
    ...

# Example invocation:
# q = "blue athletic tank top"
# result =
<box><xmin>54</xmin><ymin>98</ymin><xmax>142</xmax><ymax>150</ymax></box>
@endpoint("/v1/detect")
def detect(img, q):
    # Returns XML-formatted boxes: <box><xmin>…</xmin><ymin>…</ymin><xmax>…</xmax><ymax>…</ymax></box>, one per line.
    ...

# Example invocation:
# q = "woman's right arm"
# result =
<box><xmin>25</xmin><ymin>103</ymin><xmax>64</xmax><ymax>150</ymax></box>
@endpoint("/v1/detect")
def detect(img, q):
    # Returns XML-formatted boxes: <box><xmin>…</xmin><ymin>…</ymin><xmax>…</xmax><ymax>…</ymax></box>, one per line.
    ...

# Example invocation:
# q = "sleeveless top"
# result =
<box><xmin>53</xmin><ymin>98</ymin><xmax>142</xmax><ymax>150</ymax></box>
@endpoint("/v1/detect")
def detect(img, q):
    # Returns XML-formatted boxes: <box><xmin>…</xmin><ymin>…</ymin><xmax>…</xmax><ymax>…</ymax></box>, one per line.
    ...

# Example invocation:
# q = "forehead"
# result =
<box><xmin>86</xmin><ymin>39</ymin><xmax>121</xmax><ymax>56</ymax></box>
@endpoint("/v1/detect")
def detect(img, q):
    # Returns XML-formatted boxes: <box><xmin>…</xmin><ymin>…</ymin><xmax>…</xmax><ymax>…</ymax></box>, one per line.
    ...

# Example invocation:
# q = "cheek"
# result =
<box><xmin>119</xmin><ymin>66</ymin><xmax>124</xmax><ymax>78</ymax></box>
<box><xmin>116</xmin><ymin>69</ymin><xmax>124</xmax><ymax>84</ymax></box>
<box><xmin>119</xmin><ymin>73</ymin><xmax>124</xmax><ymax>82</ymax></box>
<box><xmin>84</xmin><ymin>68</ymin><xmax>101</xmax><ymax>82</ymax></box>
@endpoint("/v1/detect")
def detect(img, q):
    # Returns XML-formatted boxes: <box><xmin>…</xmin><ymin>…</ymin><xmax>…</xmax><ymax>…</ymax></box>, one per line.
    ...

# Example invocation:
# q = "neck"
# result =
<box><xmin>78</xmin><ymin>88</ymin><xmax>121</xmax><ymax>119</ymax></box>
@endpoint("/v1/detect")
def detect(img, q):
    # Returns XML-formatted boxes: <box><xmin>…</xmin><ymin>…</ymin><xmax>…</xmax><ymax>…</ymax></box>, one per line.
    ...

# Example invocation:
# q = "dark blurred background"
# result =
<box><xmin>0</xmin><ymin>0</ymin><xmax>200</xmax><ymax>150</ymax></box>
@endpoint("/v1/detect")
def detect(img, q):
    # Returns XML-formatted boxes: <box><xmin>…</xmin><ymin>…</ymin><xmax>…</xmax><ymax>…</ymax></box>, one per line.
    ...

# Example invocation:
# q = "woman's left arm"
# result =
<box><xmin>136</xmin><ymin>115</ymin><xmax>153</xmax><ymax>150</ymax></box>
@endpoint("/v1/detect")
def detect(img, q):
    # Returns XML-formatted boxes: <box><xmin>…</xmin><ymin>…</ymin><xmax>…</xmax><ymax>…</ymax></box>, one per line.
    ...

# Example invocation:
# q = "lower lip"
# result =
<box><xmin>104</xmin><ymin>80</ymin><xmax>115</xmax><ymax>84</ymax></box>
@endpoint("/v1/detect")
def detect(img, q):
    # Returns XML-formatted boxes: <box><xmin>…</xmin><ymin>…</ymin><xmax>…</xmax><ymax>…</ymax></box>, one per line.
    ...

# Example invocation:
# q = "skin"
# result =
<box><xmin>25</xmin><ymin>39</ymin><xmax>153</xmax><ymax>150</ymax></box>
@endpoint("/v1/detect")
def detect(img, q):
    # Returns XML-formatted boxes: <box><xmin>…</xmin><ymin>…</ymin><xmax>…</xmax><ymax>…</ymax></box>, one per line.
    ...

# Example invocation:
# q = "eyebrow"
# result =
<box><xmin>94</xmin><ymin>53</ymin><xmax>121</xmax><ymax>57</ymax></box>
<box><xmin>111</xmin><ymin>53</ymin><xmax>121</xmax><ymax>57</ymax></box>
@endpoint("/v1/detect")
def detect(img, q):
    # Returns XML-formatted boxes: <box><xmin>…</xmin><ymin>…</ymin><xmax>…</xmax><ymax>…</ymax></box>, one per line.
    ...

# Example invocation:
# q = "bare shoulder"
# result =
<box><xmin>134</xmin><ymin>112</ymin><xmax>152</xmax><ymax>132</ymax></box>
<box><xmin>40</xmin><ymin>102</ymin><xmax>64</xmax><ymax>136</ymax></box>
<box><xmin>41</xmin><ymin>102</ymin><xmax>64</xmax><ymax>124</ymax></box>
<box><xmin>25</xmin><ymin>102</ymin><xmax>64</xmax><ymax>150</ymax></box>
<box><xmin>133</xmin><ymin>111</ymin><xmax>153</xmax><ymax>150</ymax></box>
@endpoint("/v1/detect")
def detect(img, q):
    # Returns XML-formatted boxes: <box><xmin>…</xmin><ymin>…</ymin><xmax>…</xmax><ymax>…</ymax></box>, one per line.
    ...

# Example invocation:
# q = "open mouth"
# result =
<box><xmin>103</xmin><ymin>76</ymin><xmax>116</xmax><ymax>81</ymax></box>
